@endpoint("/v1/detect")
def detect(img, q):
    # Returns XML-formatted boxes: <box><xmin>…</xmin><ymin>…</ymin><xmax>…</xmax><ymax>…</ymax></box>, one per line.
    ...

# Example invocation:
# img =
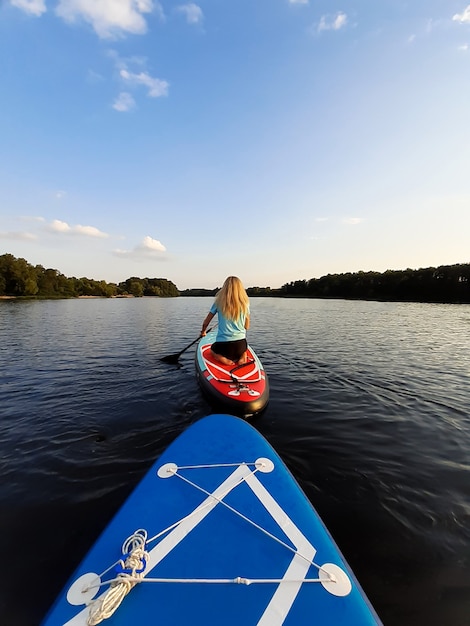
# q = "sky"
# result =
<box><xmin>1</xmin><ymin>0</ymin><xmax>470</xmax><ymax>290</ymax></box>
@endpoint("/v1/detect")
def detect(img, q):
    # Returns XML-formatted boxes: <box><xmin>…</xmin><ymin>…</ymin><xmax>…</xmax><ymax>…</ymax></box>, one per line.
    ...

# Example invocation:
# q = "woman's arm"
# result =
<box><xmin>244</xmin><ymin>315</ymin><xmax>250</xmax><ymax>330</ymax></box>
<box><xmin>201</xmin><ymin>311</ymin><xmax>215</xmax><ymax>336</ymax></box>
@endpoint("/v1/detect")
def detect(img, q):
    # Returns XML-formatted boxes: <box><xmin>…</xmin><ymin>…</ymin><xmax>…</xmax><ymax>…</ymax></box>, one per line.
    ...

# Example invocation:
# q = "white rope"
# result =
<box><xmin>83</xmin><ymin>460</ymin><xmax>335</xmax><ymax>623</ymax></box>
<box><xmin>176</xmin><ymin>462</ymin><xmax>260</xmax><ymax>470</ymax></box>
<box><xmin>89</xmin><ymin>575</ymin><xmax>326</xmax><ymax>586</ymax></box>
<box><xmin>88</xmin><ymin>463</ymin><xmax>264</xmax><ymax>588</ymax></box>
<box><xmin>172</xmin><ymin>469</ymin><xmax>328</xmax><ymax>576</ymax></box>
<box><xmin>83</xmin><ymin>464</ymin><xmax>266</xmax><ymax>601</ymax></box>
<box><xmin>86</xmin><ymin>530</ymin><xmax>149</xmax><ymax>625</ymax></box>
<box><xmin>146</xmin><ymin>463</ymin><xmax>262</xmax><ymax>545</ymax></box>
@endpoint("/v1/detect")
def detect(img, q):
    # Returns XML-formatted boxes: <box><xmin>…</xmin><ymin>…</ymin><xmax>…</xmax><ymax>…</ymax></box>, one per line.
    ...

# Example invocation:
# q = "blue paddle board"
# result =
<box><xmin>42</xmin><ymin>414</ymin><xmax>382</xmax><ymax>625</ymax></box>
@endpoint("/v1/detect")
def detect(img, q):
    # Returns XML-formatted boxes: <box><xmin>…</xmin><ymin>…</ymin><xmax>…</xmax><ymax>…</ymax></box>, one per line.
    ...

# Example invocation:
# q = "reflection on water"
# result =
<box><xmin>1</xmin><ymin>297</ymin><xmax>469</xmax><ymax>625</ymax></box>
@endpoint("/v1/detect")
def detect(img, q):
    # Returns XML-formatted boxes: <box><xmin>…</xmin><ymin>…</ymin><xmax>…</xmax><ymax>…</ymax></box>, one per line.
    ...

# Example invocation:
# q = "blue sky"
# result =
<box><xmin>1</xmin><ymin>0</ymin><xmax>469</xmax><ymax>289</ymax></box>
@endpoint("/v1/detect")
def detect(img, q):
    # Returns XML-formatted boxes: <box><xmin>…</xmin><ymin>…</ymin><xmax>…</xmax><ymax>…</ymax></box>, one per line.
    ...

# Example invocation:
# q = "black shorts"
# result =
<box><xmin>211</xmin><ymin>339</ymin><xmax>247</xmax><ymax>361</ymax></box>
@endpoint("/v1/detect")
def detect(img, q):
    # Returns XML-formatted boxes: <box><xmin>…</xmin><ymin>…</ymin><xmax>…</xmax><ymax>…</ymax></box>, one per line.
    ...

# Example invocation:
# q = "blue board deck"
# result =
<box><xmin>42</xmin><ymin>414</ymin><xmax>382</xmax><ymax>625</ymax></box>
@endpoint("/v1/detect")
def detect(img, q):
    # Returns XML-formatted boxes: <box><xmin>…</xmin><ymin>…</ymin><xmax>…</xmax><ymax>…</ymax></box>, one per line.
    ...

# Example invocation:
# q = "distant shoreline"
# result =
<box><xmin>77</xmin><ymin>295</ymin><xmax>135</xmax><ymax>299</ymax></box>
<box><xmin>0</xmin><ymin>294</ymin><xmax>137</xmax><ymax>300</ymax></box>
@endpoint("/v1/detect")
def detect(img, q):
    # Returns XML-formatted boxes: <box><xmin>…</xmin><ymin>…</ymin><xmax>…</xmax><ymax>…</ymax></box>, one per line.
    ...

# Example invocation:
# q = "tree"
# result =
<box><xmin>279</xmin><ymin>264</ymin><xmax>470</xmax><ymax>303</ymax></box>
<box><xmin>0</xmin><ymin>255</ymin><xmax>179</xmax><ymax>298</ymax></box>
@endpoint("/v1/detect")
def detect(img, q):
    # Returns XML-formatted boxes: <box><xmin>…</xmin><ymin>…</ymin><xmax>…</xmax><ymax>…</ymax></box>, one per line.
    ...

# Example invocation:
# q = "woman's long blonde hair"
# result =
<box><xmin>215</xmin><ymin>276</ymin><xmax>249</xmax><ymax>321</ymax></box>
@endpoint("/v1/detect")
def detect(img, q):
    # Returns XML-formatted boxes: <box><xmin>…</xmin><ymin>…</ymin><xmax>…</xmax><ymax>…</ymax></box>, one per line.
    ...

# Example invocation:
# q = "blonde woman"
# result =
<box><xmin>200</xmin><ymin>276</ymin><xmax>250</xmax><ymax>366</ymax></box>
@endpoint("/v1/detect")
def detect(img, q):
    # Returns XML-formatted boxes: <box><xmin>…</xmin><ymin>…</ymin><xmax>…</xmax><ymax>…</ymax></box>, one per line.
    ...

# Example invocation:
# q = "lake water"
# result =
<box><xmin>1</xmin><ymin>297</ymin><xmax>469</xmax><ymax>625</ymax></box>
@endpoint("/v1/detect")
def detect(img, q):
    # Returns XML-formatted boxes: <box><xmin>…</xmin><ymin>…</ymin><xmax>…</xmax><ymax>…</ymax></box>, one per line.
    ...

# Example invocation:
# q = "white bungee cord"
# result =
<box><xmin>83</xmin><ymin>460</ymin><xmax>337</xmax><ymax>624</ymax></box>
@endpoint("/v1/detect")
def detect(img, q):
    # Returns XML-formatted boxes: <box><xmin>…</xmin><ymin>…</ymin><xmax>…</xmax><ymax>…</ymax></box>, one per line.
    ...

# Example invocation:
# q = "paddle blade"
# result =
<box><xmin>160</xmin><ymin>353</ymin><xmax>182</xmax><ymax>364</ymax></box>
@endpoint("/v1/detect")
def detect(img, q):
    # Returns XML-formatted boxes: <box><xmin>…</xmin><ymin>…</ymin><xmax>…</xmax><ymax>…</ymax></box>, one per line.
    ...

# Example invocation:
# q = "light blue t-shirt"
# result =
<box><xmin>210</xmin><ymin>302</ymin><xmax>249</xmax><ymax>342</ymax></box>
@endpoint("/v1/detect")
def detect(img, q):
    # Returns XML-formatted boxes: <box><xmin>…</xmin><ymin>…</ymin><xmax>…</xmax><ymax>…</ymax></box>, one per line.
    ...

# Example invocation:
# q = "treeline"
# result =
<box><xmin>119</xmin><ymin>276</ymin><xmax>178</xmax><ymax>297</ymax></box>
<box><xmin>182</xmin><ymin>265</ymin><xmax>470</xmax><ymax>303</ymax></box>
<box><xmin>2</xmin><ymin>253</ymin><xmax>469</xmax><ymax>303</ymax></box>
<box><xmin>181</xmin><ymin>287</ymin><xmax>276</xmax><ymax>297</ymax></box>
<box><xmin>279</xmin><ymin>264</ymin><xmax>470</xmax><ymax>303</ymax></box>
<box><xmin>0</xmin><ymin>254</ymin><xmax>178</xmax><ymax>298</ymax></box>
<box><xmin>180</xmin><ymin>288</ymin><xmax>217</xmax><ymax>296</ymax></box>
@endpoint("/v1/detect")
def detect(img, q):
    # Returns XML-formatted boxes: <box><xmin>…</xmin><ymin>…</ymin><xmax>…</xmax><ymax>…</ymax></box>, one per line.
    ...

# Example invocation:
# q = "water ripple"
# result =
<box><xmin>1</xmin><ymin>298</ymin><xmax>469</xmax><ymax>625</ymax></box>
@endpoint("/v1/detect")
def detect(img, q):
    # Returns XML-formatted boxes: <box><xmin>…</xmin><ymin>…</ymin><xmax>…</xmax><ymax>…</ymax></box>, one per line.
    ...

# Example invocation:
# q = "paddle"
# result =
<box><xmin>161</xmin><ymin>327</ymin><xmax>214</xmax><ymax>364</ymax></box>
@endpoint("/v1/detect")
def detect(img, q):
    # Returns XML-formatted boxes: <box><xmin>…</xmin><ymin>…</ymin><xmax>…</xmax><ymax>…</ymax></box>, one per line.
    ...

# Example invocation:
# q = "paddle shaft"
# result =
<box><xmin>161</xmin><ymin>326</ymin><xmax>215</xmax><ymax>363</ymax></box>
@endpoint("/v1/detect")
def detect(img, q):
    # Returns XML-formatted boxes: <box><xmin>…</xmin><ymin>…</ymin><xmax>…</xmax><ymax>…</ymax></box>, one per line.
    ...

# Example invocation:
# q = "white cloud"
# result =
<box><xmin>108</xmin><ymin>53</ymin><xmax>169</xmax><ymax>107</ymax></box>
<box><xmin>342</xmin><ymin>217</ymin><xmax>364</xmax><ymax>225</ymax></box>
<box><xmin>288</xmin><ymin>0</ymin><xmax>309</xmax><ymax>5</ymax></box>
<box><xmin>20</xmin><ymin>215</ymin><xmax>46</xmax><ymax>222</ymax></box>
<box><xmin>10</xmin><ymin>0</ymin><xmax>47</xmax><ymax>16</ymax></box>
<box><xmin>120</xmin><ymin>69</ymin><xmax>169</xmax><ymax>97</ymax></box>
<box><xmin>74</xmin><ymin>224</ymin><xmax>109</xmax><ymax>237</ymax></box>
<box><xmin>48</xmin><ymin>219</ymin><xmax>109</xmax><ymax>237</ymax></box>
<box><xmin>0</xmin><ymin>230</ymin><xmax>37</xmax><ymax>241</ymax></box>
<box><xmin>153</xmin><ymin>1</ymin><xmax>165</xmax><ymax>22</ymax></box>
<box><xmin>318</xmin><ymin>12</ymin><xmax>348</xmax><ymax>33</ymax></box>
<box><xmin>55</xmin><ymin>0</ymin><xmax>154</xmax><ymax>39</ymax></box>
<box><xmin>176</xmin><ymin>3</ymin><xmax>203</xmax><ymax>24</ymax></box>
<box><xmin>50</xmin><ymin>219</ymin><xmax>71</xmax><ymax>233</ymax></box>
<box><xmin>458</xmin><ymin>43</ymin><xmax>469</xmax><ymax>50</ymax></box>
<box><xmin>453</xmin><ymin>6</ymin><xmax>470</xmax><ymax>24</ymax></box>
<box><xmin>139</xmin><ymin>235</ymin><xmax>166</xmax><ymax>252</ymax></box>
<box><xmin>113</xmin><ymin>91</ymin><xmax>136</xmax><ymax>111</ymax></box>
<box><xmin>114</xmin><ymin>235</ymin><xmax>167</xmax><ymax>259</ymax></box>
